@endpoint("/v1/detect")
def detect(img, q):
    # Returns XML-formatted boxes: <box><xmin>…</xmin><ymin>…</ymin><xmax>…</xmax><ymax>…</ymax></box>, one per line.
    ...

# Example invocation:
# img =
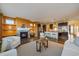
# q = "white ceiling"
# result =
<box><xmin>0</xmin><ymin>3</ymin><xmax>79</xmax><ymax>23</ymax></box>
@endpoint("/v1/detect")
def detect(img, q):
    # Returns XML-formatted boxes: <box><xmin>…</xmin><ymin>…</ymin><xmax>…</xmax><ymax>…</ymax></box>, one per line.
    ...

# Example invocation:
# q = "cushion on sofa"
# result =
<box><xmin>0</xmin><ymin>49</ymin><xmax>17</xmax><ymax>56</ymax></box>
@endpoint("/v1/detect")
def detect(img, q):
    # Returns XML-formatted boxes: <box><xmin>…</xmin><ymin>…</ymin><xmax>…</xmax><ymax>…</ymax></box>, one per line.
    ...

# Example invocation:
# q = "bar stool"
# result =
<box><xmin>36</xmin><ymin>40</ymin><xmax>42</xmax><ymax>52</ymax></box>
<box><xmin>42</xmin><ymin>38</ymin><xmax>48</xmax><ymax>48</ymax></box>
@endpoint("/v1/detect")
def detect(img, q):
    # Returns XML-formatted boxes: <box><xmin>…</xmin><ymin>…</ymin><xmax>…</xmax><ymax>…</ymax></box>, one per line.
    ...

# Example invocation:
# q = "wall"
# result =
<box><xmin>2</xmin><ymin>15</ymin><xmax>79</xmax><ymax>38</ymax></box>
<box><xmin>16</xmin><ymin>17</ymin><xmax>38</xmax><ymax>37</ymax></box>
<box><xmin>16</xmin><ymin>18</ymin><xmax>37</xmax><ymax>31</ymax></box>
<box><xmin>0</xmin><ymin>13</ymin><xmax>3</xmax><ymax>40</ymax></box>
<box><xmin>46</xmin><ymin>24</ymin><xmax>50</xmax><ymax>32</ymax></box>
<box><xmin>68</xmin><ymin>19</ymin><xmax>79</xmax><ymax>34</ymax></box>
<box><xmin>2</xmin><ymin>16</ymin><xmax>17</xmax><ymax>37</ymax></box>
<box><xmin>2</xmin><ymin>16</ymin><xmax>38</xmax><ymax>37</ymax></box>
<box><xmin>46</xmin><ymin>22</ymin><xmax>58</xmax><ymax>32</ymax></box>
<box><xmin>44</xmin><ymin>19</ymin><xmax>79</xmax><ymax>32</ymax></box>
<box><xmin>16</xmin><ymin>17</ymin><xmax>31</xmax><ymax>28</ymax></box>
<box><xmin>68</xmin><ymin>19</ymin><xmax>79</xmax><ymax>25</ymax></box>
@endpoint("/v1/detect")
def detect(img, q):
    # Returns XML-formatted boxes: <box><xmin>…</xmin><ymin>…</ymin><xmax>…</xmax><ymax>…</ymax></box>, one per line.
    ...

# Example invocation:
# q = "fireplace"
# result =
<box><xmin>20</xmin><ymin>32</ymin><xmax>28</xmax><ymax>39</ymax></box>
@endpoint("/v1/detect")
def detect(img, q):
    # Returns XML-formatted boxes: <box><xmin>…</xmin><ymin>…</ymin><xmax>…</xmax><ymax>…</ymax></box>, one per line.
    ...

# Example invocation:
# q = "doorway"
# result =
<box><xmin>43</xmin><ymin>25</ymin><xmax>46</xmax><ymax>32</ymax></box>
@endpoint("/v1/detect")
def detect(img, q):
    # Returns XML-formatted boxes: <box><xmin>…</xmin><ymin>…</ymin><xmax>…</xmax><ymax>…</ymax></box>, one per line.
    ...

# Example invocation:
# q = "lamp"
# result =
<box><xmin>34</xmin><ymin>24</ymin><xmax>35</xmax><ymax>27</ymax></box>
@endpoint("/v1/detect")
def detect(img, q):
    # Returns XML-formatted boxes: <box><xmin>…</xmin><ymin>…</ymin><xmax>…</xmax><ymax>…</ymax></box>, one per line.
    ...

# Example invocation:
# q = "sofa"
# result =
<box><xmin>61</xmin><ymin>40</ymin><xmax>79</xmax><ymax>56</ymax></box>
<box><xmin>1</xmin><ymin>36</ymin><xmax>21</xmax><ymax>52</ymax></box>
<box><xmin>0</xmin><ymin>49</ymin><xmax>17</xmax><ymax>56</ymax></box>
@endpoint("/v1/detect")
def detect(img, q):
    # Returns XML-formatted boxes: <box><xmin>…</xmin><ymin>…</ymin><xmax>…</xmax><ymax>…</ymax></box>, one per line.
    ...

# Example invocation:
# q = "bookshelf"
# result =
<box><xmin>2</xmin><ymin>16</ymin><xmax>17</xmax><ymax>37</ymax></box>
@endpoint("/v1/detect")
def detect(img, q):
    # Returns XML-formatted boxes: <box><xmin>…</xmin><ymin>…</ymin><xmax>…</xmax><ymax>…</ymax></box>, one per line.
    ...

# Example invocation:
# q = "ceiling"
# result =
<box><xmin>0</xmin><ymin>3</ymin><xmax>79</xmax><ymax>23</ymax></box>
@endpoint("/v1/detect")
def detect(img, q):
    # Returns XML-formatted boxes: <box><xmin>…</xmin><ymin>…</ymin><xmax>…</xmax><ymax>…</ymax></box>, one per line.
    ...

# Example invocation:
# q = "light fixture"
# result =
<box><xmin>54</xmin><ymin>27</ymin><xmax>57</xmax><ymax>31</ymax></box>
<box><xmin>9</xmin><ymin>26</ymin><xmax>12</xmax><ymax>30</ymax></box>
<box><xmin>34</xmin><ymin>24</ymin><xmax>35</xmax><ymax>27</ymax></box>
<box><xmin>30</xmin><ymin>23</ymin><xmax>33</xmax><ymax>26</ymax></box>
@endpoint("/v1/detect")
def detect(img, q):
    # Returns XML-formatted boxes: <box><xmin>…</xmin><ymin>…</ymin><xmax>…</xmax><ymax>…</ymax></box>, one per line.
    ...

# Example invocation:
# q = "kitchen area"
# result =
<box><xmin>38</xmin><ymin>21</ymin><xmax>69</xmax><ymax>44</ymax></box>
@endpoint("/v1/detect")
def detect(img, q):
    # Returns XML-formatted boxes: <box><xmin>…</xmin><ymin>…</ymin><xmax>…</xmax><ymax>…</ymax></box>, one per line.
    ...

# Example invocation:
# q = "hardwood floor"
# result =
<box><xmin>20</xmin><ymin>37</ymin><xmax>65</xmax><ymax>45</ymax></box>
<box><xmin>49</xmin><ymin>39</ymin><xmax>65</xmax><ymax>44</ymax></box>
<box><xmin>17</xmin><ymin>41</ymin><xmax>63</xmax><ymax>56</ymax></box>
<box><xmin>21</xmin><ymin>37</ymin><xmax>38</xmax><ymax>45</ymax></box>
<box><xmin>58</xmin><ymin>39</ymin><xmax>65</xmax><ymax>44</ymax></box>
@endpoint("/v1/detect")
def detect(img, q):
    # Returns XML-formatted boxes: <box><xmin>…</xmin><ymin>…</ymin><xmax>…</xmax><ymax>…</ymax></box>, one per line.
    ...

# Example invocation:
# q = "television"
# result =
<box><xmin>5</xmin><ymin>19</ymin><xmax>14</xmax><ymax>24</ymax></box>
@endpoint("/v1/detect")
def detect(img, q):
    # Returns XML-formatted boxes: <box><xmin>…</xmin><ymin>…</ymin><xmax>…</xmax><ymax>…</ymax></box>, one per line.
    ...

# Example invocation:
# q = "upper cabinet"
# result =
<box><xmin>58</xmin><ymin>22</ymin><xmax>68</xmax><ymax>32</ymax></box>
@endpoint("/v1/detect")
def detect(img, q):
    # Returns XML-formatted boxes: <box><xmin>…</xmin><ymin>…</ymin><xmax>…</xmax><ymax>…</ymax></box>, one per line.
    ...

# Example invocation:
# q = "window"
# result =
<box><xmin>5</xmin><ymin>19</ymin><xmax>14</xmax><ymax>24</ymax></box>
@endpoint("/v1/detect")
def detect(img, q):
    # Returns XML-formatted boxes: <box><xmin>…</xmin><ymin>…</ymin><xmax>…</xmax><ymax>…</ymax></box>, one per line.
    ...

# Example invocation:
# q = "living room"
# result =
<box><xmin>0</xmin><ymin>3</ymin><xmax>79</xmax><ymax>56</ymax></box>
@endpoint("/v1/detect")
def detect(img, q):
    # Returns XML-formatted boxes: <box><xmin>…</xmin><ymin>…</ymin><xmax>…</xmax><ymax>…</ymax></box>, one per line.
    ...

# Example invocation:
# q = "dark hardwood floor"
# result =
<box><xmin>58</xmin><ymin>39</ymin><xmax>65</xmax><ymax>44</ymax></box>
<box><xmin>21</xmin><ymin>37</ymin><xmax>38</xmax><ymax>45</ymax></box>
<box><xmin>20</xmin><ymin>37</ymin><xmax>65</xmax><ymax>45</ymax></box>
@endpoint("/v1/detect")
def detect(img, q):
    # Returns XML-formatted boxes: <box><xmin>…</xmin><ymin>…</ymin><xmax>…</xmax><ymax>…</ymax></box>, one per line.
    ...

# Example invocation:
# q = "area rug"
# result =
<box><xmin>17</xmin><ymin>41</ymin><xmax>63</xmax><ymax>56</ymax></box>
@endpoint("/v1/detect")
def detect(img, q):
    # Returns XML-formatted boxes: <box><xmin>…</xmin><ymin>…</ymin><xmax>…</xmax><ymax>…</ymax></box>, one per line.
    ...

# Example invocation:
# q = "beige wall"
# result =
<box><xmin>68</xmin><ymin>19</ymin><xmax>79</xmax><ymax>26</ymax></box>
<box><xmin>46</xmin><ymin>22</ymin><xmax>58</xmax><ymax>32</ymax></box>
<box><xmin>16</xmin><ymin>17</ymin><xmax>38</xmax><ymax>37</ymax></box>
